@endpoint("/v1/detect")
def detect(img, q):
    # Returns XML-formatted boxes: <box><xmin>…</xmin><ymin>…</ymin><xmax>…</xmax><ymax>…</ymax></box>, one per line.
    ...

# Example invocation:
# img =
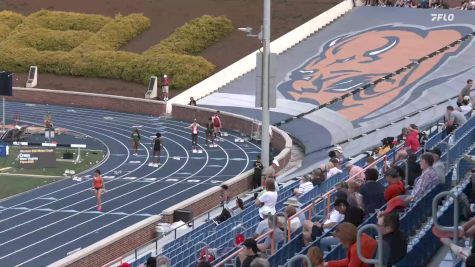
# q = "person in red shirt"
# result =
<box><xmin>404</xmin><ymin>124</ymin><xmax>420</xmax><ymax>152</ymax></box>
<box><xmin>161</xmin><ymin>74</ymin><xmax>170</xmax><ymax>101</ymax></box>
<box><xmin>384</xmin><ymin>168</ymin><xmax>406</xmax><ymax>201</ymax></box>
<box><xmin>92</xmin><ymin>169</ymin><xmax>105</xmax><ymax>211</ymax></box>
<box><xmin>212</xmin><ymin>110</ymin><xmax>222</xmax><ymax>138</ymax></box>
<box><xmin>325</xmin><ymin>222</ymin><xmax>378</xmax><ymax>267</ymax></box>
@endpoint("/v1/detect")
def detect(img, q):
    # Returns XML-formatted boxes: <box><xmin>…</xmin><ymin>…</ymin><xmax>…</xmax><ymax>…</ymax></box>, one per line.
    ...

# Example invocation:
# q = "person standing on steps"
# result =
<box><xmin>206</xmin><ymin>117</ymin><xmax>214</xmax><ymax>146</ymax></box>
<box><xmin>189</xmin><ymin>119</ymin><xmax>201</xmax><ymax>150</ymax></box>
<box><xmin>150</xmin><ymin>133</ymin><xmax>163</xmax><ymax>167</ymax></box>
<box><xmin>161</xmin><ymin>74</ymin><xmax>170</xmax><ymax>101</ymax></box>
<box><xmin>212</xmin><ymin>110</ymin><xmax>222</xmax><ymax>139</ymax></box>
<box><xmin>92</xmin><ymin>169</ymin><xmax>105</xmax><ymax>212</ymax></box>
<box><xmin>253</xmin><ymin>155</ymin><xmax>264</xmax><ymax>189</ymax></box>
<box><xmin>131</xmin><ymin>128</ymin><xmax>141</xmax><ymax>156</ymax></box>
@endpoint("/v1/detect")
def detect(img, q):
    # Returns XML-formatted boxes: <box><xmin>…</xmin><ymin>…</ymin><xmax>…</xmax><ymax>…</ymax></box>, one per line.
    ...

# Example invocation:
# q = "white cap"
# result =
<box><xmin>272</xmin><ymin>159</ymin><xmax>280</xmax><ymax>167</ymax></box>
<box><xmin>164</xmin><ymin>74</ymin><xmax>167</xmax><ymax>78</ymax></box>
<box><xmin>464</xmin><ymin>95</ymin><xmax>470</xmax><ymax>101</ymax></box>
<box><xmin>334</xmin><ymin>145</ymin><xmax>343</xmax><ymax>153</ymax></box>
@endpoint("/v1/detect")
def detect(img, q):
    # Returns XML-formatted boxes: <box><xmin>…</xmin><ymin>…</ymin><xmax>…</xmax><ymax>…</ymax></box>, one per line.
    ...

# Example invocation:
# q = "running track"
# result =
<box><xmin>0</xmin><ymin>102</ymin><xmax>260</xmax><ymax>267</ymax></box>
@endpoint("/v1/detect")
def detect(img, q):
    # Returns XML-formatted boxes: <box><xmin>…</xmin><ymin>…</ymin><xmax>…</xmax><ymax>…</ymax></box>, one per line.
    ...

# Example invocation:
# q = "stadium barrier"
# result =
<box><xmin>8</xmin><ymin>87</ymin><xmax>167</xmax><ymax>115</ymax></box>
<box><xmin>167</xmin><ymin>0</ymin><xmax>353</xmax><ymax>111</ymax></box>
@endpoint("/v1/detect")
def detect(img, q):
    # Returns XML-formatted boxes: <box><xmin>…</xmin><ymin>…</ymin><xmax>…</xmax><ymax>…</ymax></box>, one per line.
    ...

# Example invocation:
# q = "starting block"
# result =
<box><xmin>192</xmin><ymin>149</ymin><xmax>203</xmax><ymax>154</ymax></box>
<box><xmin>72</xmin><ymin>176</ymin><xmax>82</xmax><ymax>181</ymax></box>
<box><xmin>234</xmin><ymin>138</ymin><xmax>244</xmax><ymax>143</ymax></box>
<box><xmin>209</xmin><ymin>144</ymin><xmax>218</xmax><ymax>148</ymax></box>
<box><xmin>221</xmin><ymin>132</ymin><xmax>229</xmax><ymax>137</ymax></box>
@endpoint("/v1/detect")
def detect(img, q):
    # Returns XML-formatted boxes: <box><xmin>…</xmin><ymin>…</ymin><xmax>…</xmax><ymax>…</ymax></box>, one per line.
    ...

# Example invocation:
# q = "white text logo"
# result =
<box><xmin>431</xmin><ymin>13</ymin><xmax>455</xmax><ymax>21</ymax></box>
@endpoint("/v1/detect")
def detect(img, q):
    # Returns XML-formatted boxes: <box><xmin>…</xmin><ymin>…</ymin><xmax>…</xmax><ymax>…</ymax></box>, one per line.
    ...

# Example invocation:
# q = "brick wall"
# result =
<box><xmin>8</xmin><ymin>88</ymin><xmax>166</xmax><ymax>115</ymax></box>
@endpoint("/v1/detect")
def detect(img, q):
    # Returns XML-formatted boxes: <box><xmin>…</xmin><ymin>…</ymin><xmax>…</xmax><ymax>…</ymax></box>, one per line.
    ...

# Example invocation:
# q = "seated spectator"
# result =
<box><xmin>284</xmin><ymin>197</ymin><xmax>306</xmax><ymax>224</ymax></box>
<box><xmin>345</xmin><ymin>162</ymin><xmax>365</xmax><ymax>182</ymax></box>
<box><xmin>233</xmin><ymin>198</ymin><xmax>245</xmax><ymax>216</ymax></box>
<box><xmin>326</xmin><ymin>161</ymin><xmax>342</xmax><ymax>179</ymax></box>
<box><xmin>285</xmin><ymin>205</ymin><xmax>302</xmax><ymax>233</ymax></box>
<box><xmin>405</xmin><ymin>149</ymin><xmax>421</xmax><ymax>187</ymax></box>
<box><xmin>257</xmin><ymin>214</ymin><xmax>285</xmax><ymax>252</ymax></box>
<box><xmin>329</xmin><ymin>145</ymin><xmax>345</xmax><ymax>162</ymax></box>
<box><xmin>384</xmin><ymin>168</ymin><xmax>406</xmax><ymax>201</ymax></box>
<box><xmin>238</xmin><ymin>239</ymin><xmax>260</xmax><ymax>267</ymax></box>
<box><xmin>256</xmin><ymin>179</ymin><xmax>278</xmax><ymax>219</ymax></box>
<box><xmin>156</xmin><ymin>256</ymin><xmax>171</xmax><ymax>267</ymax></box>
<box><xmin>378</xmin><ymin>212</ymin><xmax>407</xmax><ymax>266</ymax></box>
<box><xmin>392</xmin><ymin>149</ymin><xmax>408</xmax><ymax>173</ymax></box>
<box><xmin>428</xmin><ymin>147</ymin><xmax>446</xmax><ymax>184</ymax></box>
<box><xmin>302</xmin><ymin>201</ymin><xmax>345</xmax><ymax>245</ymax></box>
<box><xmin>254</xmin><ymin>213</ymin><xmax>270</xmax><ymax>239</ymax></box>
<box><xmin>334</xmin><ymin>181</ymin><xmax>349</xmax><ymax>201</ymax></box>
<box><xmin>360</xmin><ymin>168</ymin><xmax>385</xmax><ymax>214</ymax></box>
<box><xmin>146</xmin><ymin>257</ymin><xmax>156</xmax><ymax>267</ymax></box>
<box><xmin>319</xmin><ymin>199</ymin><xmax>364</xmax><ymax>252</ymax></box>
<box><xmin>347</xmin><ymin>180</ymin><xmax>364</xmax><ymax>209</ymax></box>
<box><xmin>405</xmin><ymin>124</ymin><xmax>420</xmax><ymax>152</ymax></box>
<box><xmin>306</xmin><ymin>247</ymin><xmax>324</xmax><ymax>267</ymax></box>
<box><xmin>459</xmin><ymin>96</ymin><xmax>473</xmax><ymax>116</ymax></box>
<box><xmin>397</xmin><ymin>127</ymin><xmax>409</xmax><ymax>144</ymax></box>
<box><xmin>445</xmin><ymin>105</ymin><xmax>467</xmax><ymax>134</ymax></box>
<box><xmin>377</xmin><ymin>137</ymin><xmax>394</xmax><ymax>156</ymax></box>
<box><xmin>412</xmin><ymin>153</ymin><xmax>440</xmax><ymax>200</ymax></box>
<box><xmin>250</xmin><ymin>258</ymin><xmax>270</xmax><ymax>267</ymax></box>
<box><xmin>311</xmin><ymin>167</ymin><xmax>326</xmax><ymax>186</ymax></box>
<box><xmin>293</xmin><ymin>175</ymin><xmax>314</xmax><ymax>197</ymax></box>
<box><xmin>325</xmin><ymin>222</ymin><xmax>378</xmax><ymax>267</ymax></box>
<box><xmin>214</xmin><ymin>205</ymin><xmax>232</xmax><ymax>224</ymax></box>
<box><xmin>196</xmin><ymin>262</ymin><xmax>212</xmax><ymax>267</ymax></box>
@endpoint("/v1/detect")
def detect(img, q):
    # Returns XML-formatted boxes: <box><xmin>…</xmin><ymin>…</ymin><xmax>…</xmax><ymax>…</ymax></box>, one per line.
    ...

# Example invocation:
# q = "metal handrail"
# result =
<box><xmin>432</xmin><ymin>191</ymin><xmax>460</xmax><ymax>246</ymax></box>
<box><xmin>286</xmin><ymin>155</ymin><xmax>388</xmax><ymax>241</ymax></box>
<box><xmin>287</xmin><ymin>254</ymin><xmax>312</xmax><ymax>267</ymax></box>
<box><xmin>356</xmin><ymin>224</ymin><xmax>383</xmax><ymax>267</ymax></box>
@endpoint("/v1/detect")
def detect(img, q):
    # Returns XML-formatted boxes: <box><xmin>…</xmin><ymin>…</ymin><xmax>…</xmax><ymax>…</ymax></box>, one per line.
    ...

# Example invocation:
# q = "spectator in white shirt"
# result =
<box><xmin>256</xmin><ymin>178</ymin><xmax>278</xmax><ymax>219</ymax></box>
<box><xmin>285</xmin><ymin>205</ymin><xmax>302</xmax><ymax>233</ymax></box>
<box><xmin>293</xmin><ymin>175</ymin><xmax>314</xmax><ymax>197</ymax></box>
<box><xmin>459</xmin><ymin>96</ymin><xmax>473</xmax><ymax>116</ymax></box>
<box><xmin>326</xmin><ymin>160</ymin><xmax>343</xmax><ymax>179</ymax></box>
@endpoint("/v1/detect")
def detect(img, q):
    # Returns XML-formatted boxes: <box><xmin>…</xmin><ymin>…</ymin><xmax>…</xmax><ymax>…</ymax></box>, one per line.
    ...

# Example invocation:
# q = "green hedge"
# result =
<box><xmin>25</xmin><ymin>10</ymin><xmax>111</xmax><ymax>32</ymax></box>
<box><xmin>0</xmin><ymin>11</ymin><xmax>24</xmax><ymax>29</ymax></box>
<box><xmin>144</xmin><ymin>15</ymin><xmax>233</xmax><ymax>56</ymax></box>
<box><xmin>73</xmin><ymin>13</ymin><xmax>150</xmax><ymax>52</ymax></box>
<box><xmin>0</xmin><ymin>23</ymin><xmax>10</xmax><ymax>39</ymax></box>
<box><xmin>2</xmin><ymin>28</ymin><xmax>94</xmax><ymax>51</ymax></box>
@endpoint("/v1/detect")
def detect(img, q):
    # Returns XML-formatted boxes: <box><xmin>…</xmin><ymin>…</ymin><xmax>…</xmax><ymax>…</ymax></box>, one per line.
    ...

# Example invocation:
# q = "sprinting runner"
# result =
<box><xmin>206</xmin><ymin>117</ymin><xmax>214</xmax><ymax>146</ymax></box>
<box><xmin>212</xmin><ymin>110</ymin><xmax>222</xmax><ymax>138</ymax></box>
<box><xmin>189</xmin><ymin>119</ymin><xmax>201</xmax><ymax>149</ymax></box>
<box><xmin>92</xmin><ymin>169</ymin><xmax>104</xmax><ymax>211</ymax></box>
<box><xmin>150</xmin><ymin>132</ymin><xmax>162</xmax><ymax>167</ymax></box>
<box><xmin>131</xmin><ymin>128</ymin><xmax>141</xmax><ymax>156</ymax></box>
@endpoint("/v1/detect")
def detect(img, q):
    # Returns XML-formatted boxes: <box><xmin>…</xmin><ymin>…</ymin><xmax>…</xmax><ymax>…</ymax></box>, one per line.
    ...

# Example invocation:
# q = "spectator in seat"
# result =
<box><xmin>378</xmin><ymin>212</ymin><xmax>407</xmax><ymax>266</ymax></box>
<box><xmin>360</xmin><ymin>168</ymin><xmax>385</xmax><ymax>214</ymax></box>
<box><xmin>345</xmin><ymin>162</ymin><xmax>365</xmax><ymax>182</ymax></box>
<box><xmin>325</xmin><ymin>222</ymin><xmax>378</xmax><ymax>267</ymax></box>
<box><xmin>238</xmin><ymin>239</ymin><xmax>260</xmax><ymax>267</ymax></box>
<box><xmin>445</xmin><ymin>105</ymin><xmax>467</xmax><ymax>134</ymax></box>
<box><xmin>459</xmin><ymin>96</ymin><xmax>473</xmax><ymax>116</ymax></box>
<box><xmin>397</xmin><ymin>127</ymin><xmax>409</xmax><ymax>144</ymax></box>
<box><xmin>145</xmin><ymin>257</ymin><xmax>156</xmax><ymax>267</ymax></box>
<box><xmin>457</xmin><ymin>79</ymin><xmax>473</xmax><ymax>107</ymax></box>
<box><xmin>347</xmin><ymin>180</ymin><xmax>364</xmax><ymax>209</ymax></box>
<box><xmin>378</xmin><ymin>137</ymin><xmax>394</xmax><ymax>157</ymax></box>
<box><xmin>250</xmin><ymin>258</ymin><xmax>270</xmax><ymax>267</ymax></box>
<box><xmin>254</xmin><ymin>213</ymin><xmax>270</xmax><ymax>239</ymax></box>
<box><xmin>196</xmin><ymin>262</ymin><xmax>212</xmax><ymax>267</ymax></box>
<box><xmin>330</xmin><ymin>145</ymin><xmax>345</xmax><ymax>162</ymax></box>
<box><xmin>256</xmin><ymin>178</ymin><xmax>278</xmax><ymax>219</ymax></box>
<box><xmin>405</xmin><ymin>124</ymin><xmax>420</xmax><ymax>153</ymax></box>
<box><xmin>319</xmin><ymin>199</ymin><xmax>364</xmax><ymax>252</ymax></box>
<box><xmin>234</xmin><ymin>198</ymin><xmax>245</xmax><ymax>216</ymax></box>
<box><xmin>428</xmin><ymin>147</ymin><xmax>446</xmax><ymax>184</ymax></box>
<box><xmin>384</xmin><ymin>168</ymin><xmax>406</xmax><ymax>201</ymax></box>
<box><xmin>326</xmin><ymin>161</ymin><xmax>342</xmax><ymax>179</ymax></box>
<box><xmin>257</xmin><ymin>214</ymin><xmax>286</xmax><ymax>252</ymax></box>
<box><xmin>306</xmin><ymin>247</ymin><xmax>324</xmax><ymax>267</ymax></box>
<box><xmin>284</xmin><ymin>197</ymin><xmax>306</xmax><ymax>224</ymax></box>
<box><xmin>334</xmin><ymin>181</ymin><xmax>349</xmax><ymax>201</ymax></box>
<box><xmin>285</xmin><ymin>205</ymin><xmax>302</xmax><ymax>233</ymax></box>
<box><xmin>302</xmin><ymin>200</ymin><xmax>345</xmax><ymax>245</ymax></box>
<box><xmin>406</xmin><ymin>149</ymin><xmax>422</xmax><ymax>187</ymax></box>
<box><xmin>293</xmin><ymin>175</ymin><xmax>314</xmax><ymax>197</ymax></box>
<box><xmin>412</xmin><ymin>153</ymin><xmax>440</xmax><ymax>200</ymax></box>
<box><xmin>311</xmin><ymin>167</ymin><xmax>326</xmax><ymax>186</ymax></box>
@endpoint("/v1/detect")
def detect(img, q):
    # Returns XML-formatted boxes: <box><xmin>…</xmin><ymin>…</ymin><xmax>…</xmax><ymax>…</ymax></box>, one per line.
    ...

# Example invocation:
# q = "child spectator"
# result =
<box><xmin>384</xmin><ymin>168</ymin><xmax>406</xmax><ymax>201</ymax></box>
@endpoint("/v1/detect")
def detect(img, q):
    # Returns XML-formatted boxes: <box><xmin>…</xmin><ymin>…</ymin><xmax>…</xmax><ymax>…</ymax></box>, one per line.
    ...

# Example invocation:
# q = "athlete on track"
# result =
<box><xmin>131</xmin><ymin>128</ymin><xmax>141</xmax><ymax>156</ymax></box>
<box><xmin>206</xmin><ymin>117</ymin><xmax>214</xmax><ymax>146</ymax></box>
<box><xmin>212</xmin><ymin>110</ymin><xmax>222</xmax><ymax>139</ymax></box>
<box><xmin>92</xmin><ymin>169</ymin><xmax>104</xmax><ymax>211</ymax></box>
<box><xmin>150</xmin><ymin>133</ymin><xmax>163</xmax><ymax>167</ymax></box>
<box><xmin>189</xmin><ymin>119</ymin><xmax>201</xmax><ymax>150</ymax></box>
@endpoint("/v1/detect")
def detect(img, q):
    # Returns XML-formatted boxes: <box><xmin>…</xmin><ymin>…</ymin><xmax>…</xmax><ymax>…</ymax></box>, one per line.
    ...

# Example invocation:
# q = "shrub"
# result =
<box><xmin>73</xmin><ymin>13</ymin><xmax>151</xmax><ymax>52</ymax></box>
<box><xmin>144</xmin><ymin>15</ymin><xmax>233</xmax><ymax>56</ymax></box>
<box><xmin>25</xmin><ymin>10</ymin><xmax>111</xmax><ymax>32</ymax></box>
<box><xmin>0</xmin><ymin>11</ymin><xmax>24</xmax><ymax>29</ymax></box>
<box><xmin>0</xmin><ymin>23</ymin><xmax>11</xmax><ymax>39</ymax></box>
<box><xmin>2</xmin><ymin>28</ymin><xmax>94</xmax><ymax>51</ymax></box>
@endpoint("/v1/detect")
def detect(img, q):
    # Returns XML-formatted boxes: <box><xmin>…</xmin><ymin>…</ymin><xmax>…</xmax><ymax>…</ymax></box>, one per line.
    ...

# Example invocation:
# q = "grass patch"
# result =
<box><xmin>0</xmin><ymin>175</ymin><xmax>61</xmax><ymax>199</ymax></box>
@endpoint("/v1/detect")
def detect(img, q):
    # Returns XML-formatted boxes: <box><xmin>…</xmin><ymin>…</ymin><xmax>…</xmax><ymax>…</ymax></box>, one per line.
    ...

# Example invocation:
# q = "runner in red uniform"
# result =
<box><xmin>92</xmin><ymin>169</ymin><xmax>105</xmax><ymax>211</ymax></box>
<box><xmin>212</xmin><ymin>110</ymin><xmax>222</xmax><ymax>138</ymax></box>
